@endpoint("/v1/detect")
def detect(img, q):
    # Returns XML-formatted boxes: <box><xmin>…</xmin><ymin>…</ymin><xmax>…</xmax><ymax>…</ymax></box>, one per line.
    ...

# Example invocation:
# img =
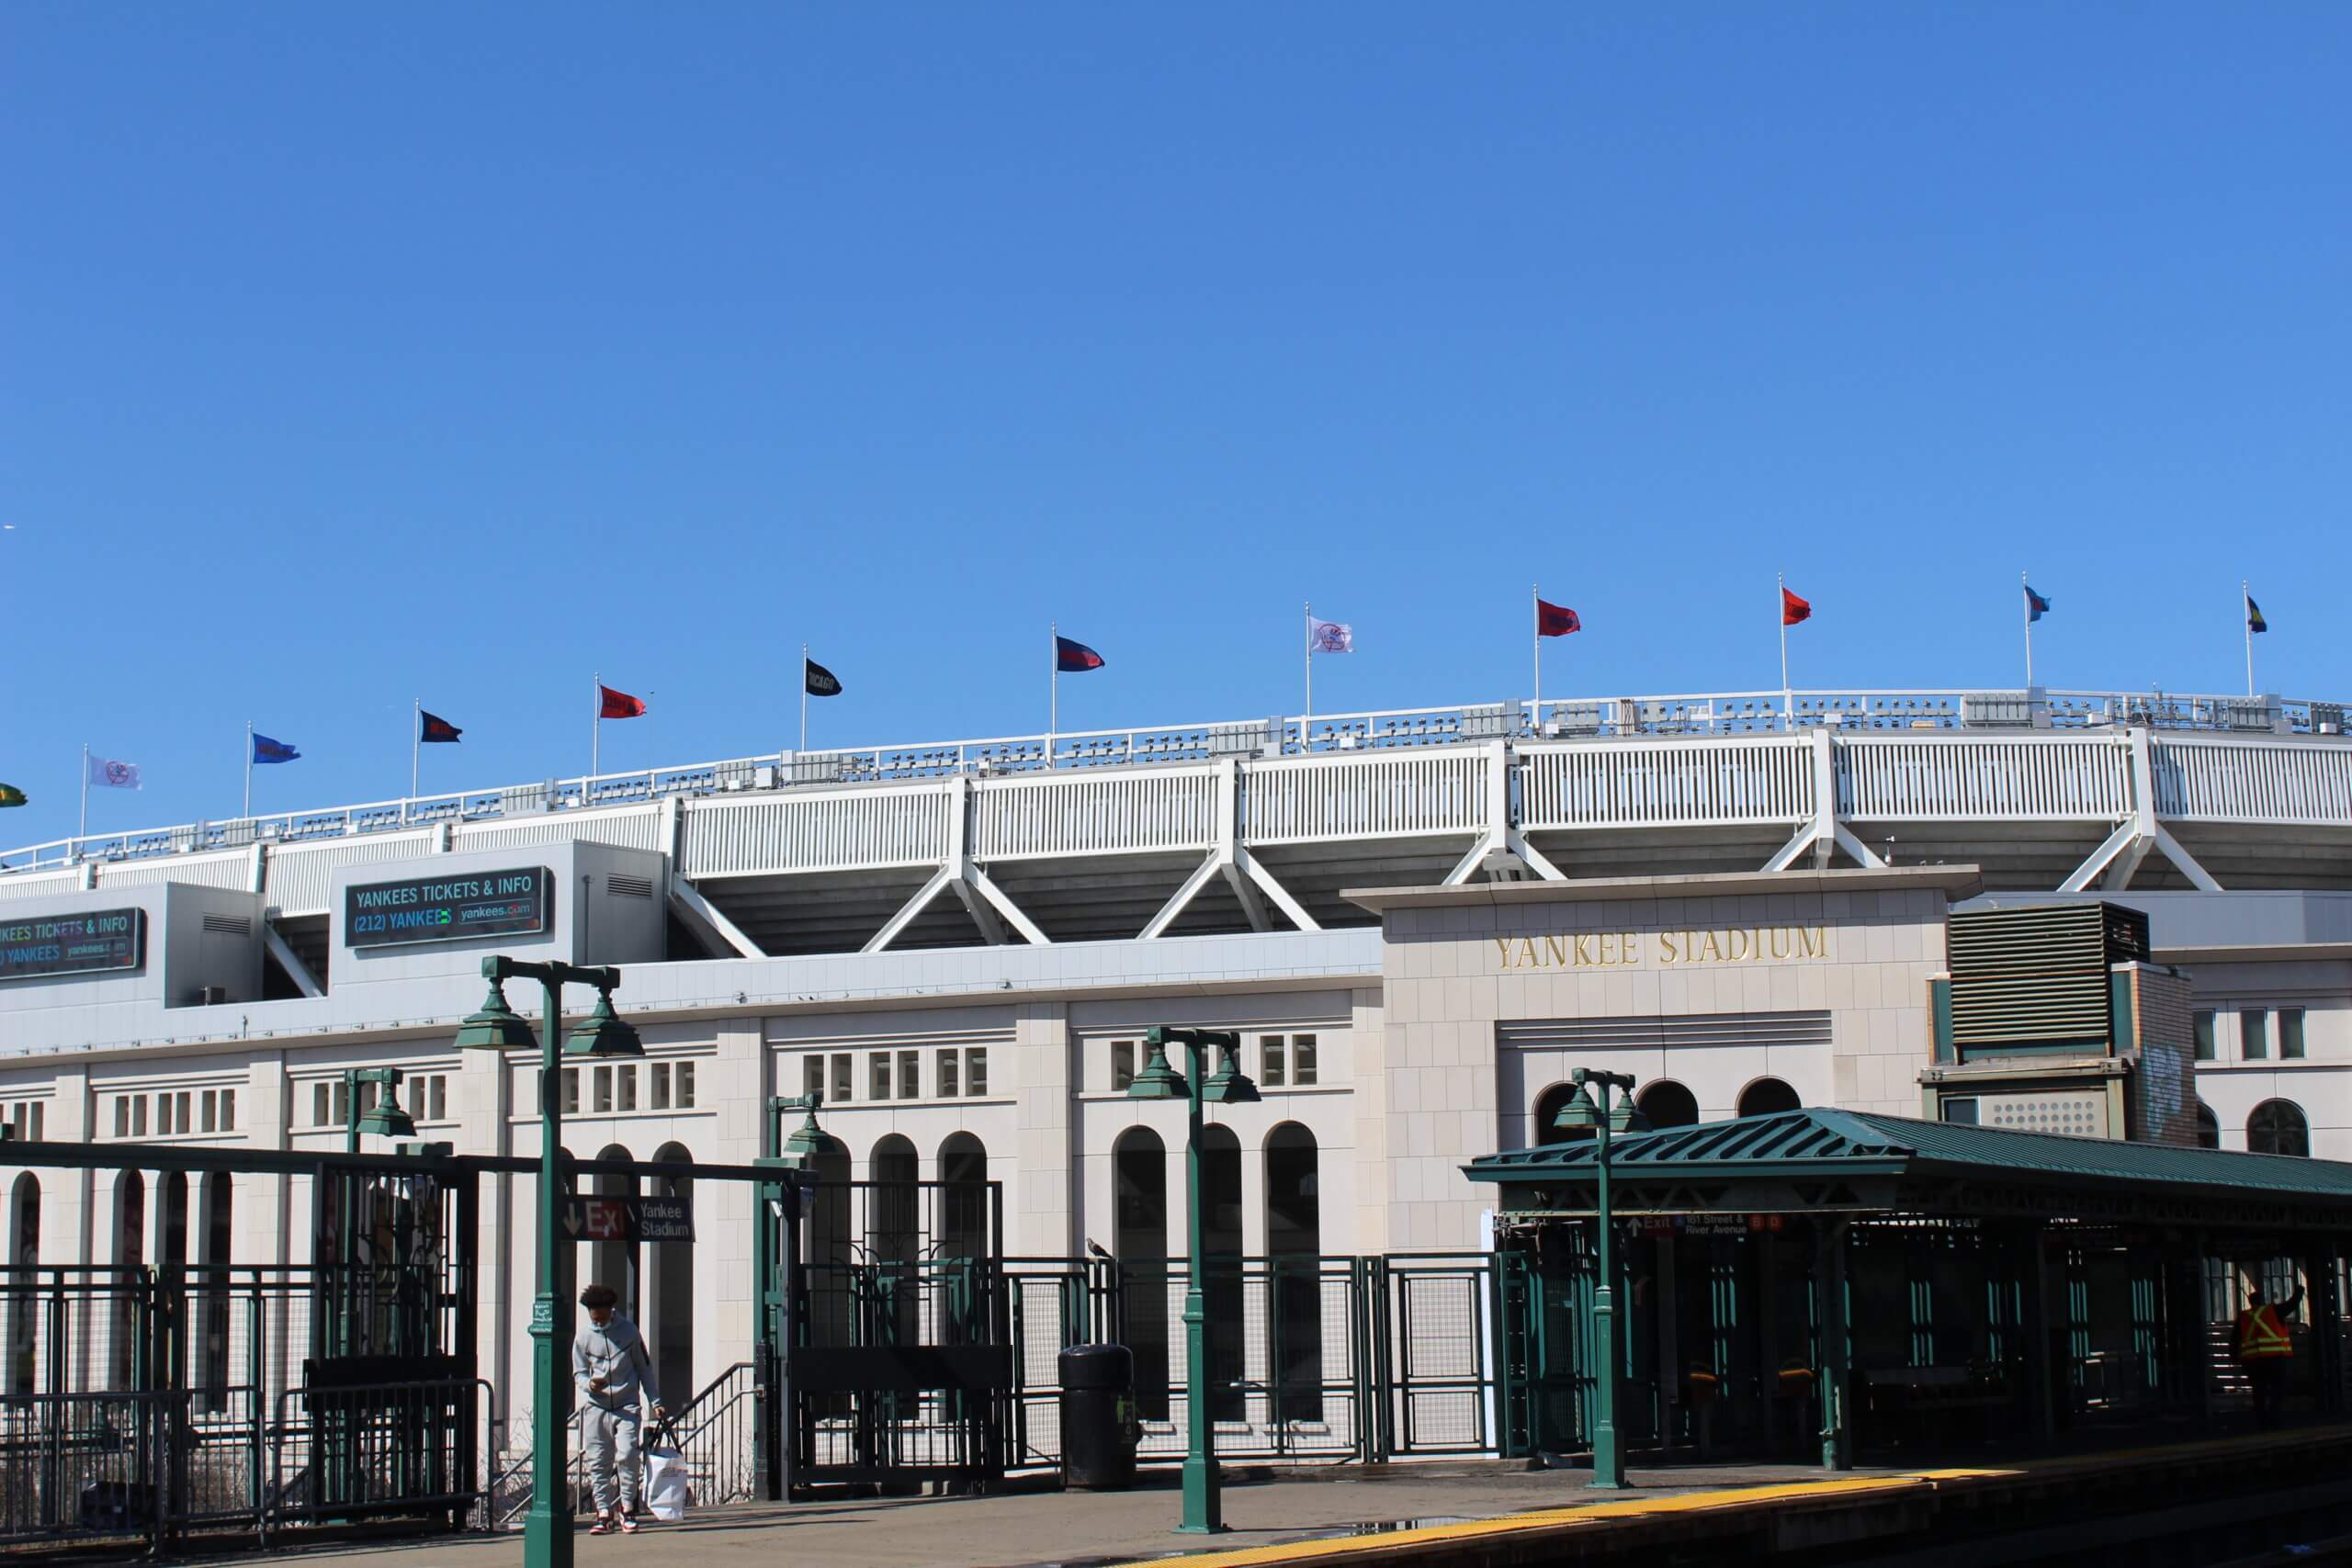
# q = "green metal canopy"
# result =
<box><xmin>1466</xmin><ymin>1108</ymin><xmax>2352</xmax><ymax>1231</ymax></box>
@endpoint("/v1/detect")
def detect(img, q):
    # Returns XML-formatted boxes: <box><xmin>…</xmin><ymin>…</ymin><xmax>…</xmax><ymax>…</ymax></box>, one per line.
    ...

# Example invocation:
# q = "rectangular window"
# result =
<box><xmin>803</xmin><ymin>1055</ymin><xmax>823</xmax><ymax>1100</ymax></box>
<box><xmin>202</xmin><ymin>1091</ymin><xmax>217</xmax><ymax>1134</ymax></box>
<box><xmin>831</xmin><ymin>1055</ymin><xmax>853</xmax><ymax>1104</ymax></box>
<box><xmin>312</xmin><ymin>1083</ymin><xmax>330</xmax><ymax>1128</ymax></box>
<box><xmin>594</xmin><ymin>1066</ymin><xmax>614</xmax><ymax>1114</ymax></box>
<box><xmin>1112</xmin><ymin>1041</ymin><xmax>1136</xmax><ymax>1092</ymax></box>
<box><xmin>650</xmin><ymin>1063</ymin><xmax>672</xmax><ymax>1111</ymax></box>
<box><xmin>1940</xmin><ymin>1097</ymin><xmax>1980</xmax><ymax>1125</ymax></box>
<box><xmin>429</xmin><ymin>1075</ymin><xmax>447</xmax><ymax>1121</ymax></box>
<box><xmin>1293</xmin><ymin>1032</ymin><xmax>1318</xmax><ymax>1086</ymax></box>
<box><xmin>2242</xmin><ymin>1010</ymin><xmax>2269</xmax><ymax>1061</ymax></box>
<box><xmin>938</xmin><ymin>1048</ymin><xmax>959</xmax><ymax>1099</ymax></box>
<box><xmin>871</xmin><ymin>1052</ymin><xmax>892</xmax><ymax>1101</ymax></box>
<box><xmin>156</xmin><ymin>1095</ymin><xmax>173</xmax><ymax>1136</ymax></box>
<box><xmin>177</xmin><ymin>1092</ymin><xmax>191</xmax><ymax>1133</ymax></box>
<box><xmin>215</xmin><ymin>1092</ymin><xmax>230</xmax><ymax>1134</ymax></box>
<box><xmin>1261</xmin><ymin>1035</ymin><xmax>1285</xmax><ymax>1089</ymax></box>
<box><xmin>334</xmin><ymin>1080</ymin><xmax>351</xmax><ymax>1126</ymax></box>
<box><xmin>2280</xmin><ymin>1008</ymin><xmax>2306</xmax><ymax>1059</ymax></box>
<box><xmin>2193</xmin><ymin>1011</ymin><xmax>2216</xmax><ymax>1062</ymax></box>
<box><xmin>30</xmin><ymin>1103</ymin><xmax>43</xmax><ymax>1141</ymax></box>
<box><xmin>676</xmin><ymin>1062</ymin><xmax>695</xmax><ymax>1108</ymax></box>
<box><xmin>115</xmin><ymin>1098</ymin><xmax>130</xmax><ymax>1138</ymax></box>
<box><xmin>9</xmin><ymin>1106</ymin><xmax>24</xmax><ymax>1140</ymax></box>
<box><xmin>560</xmin><ymin>1068</ymin><xmax>581</xmax><ymax>1116</ymax></box>
<box><xmin>899</xmin><ymin>1050</ymin><xmax>921</xmax><ymax>1100</ymax></box>
<box><xmin>617</xmin><ymin>1066</ymin><xmax>638</xmax><ymax>1113</ymax></box>
<box><xmin>133</xmin><ymin>1098</ymin><xmax>148</xmax><ymax>1137</ymax></box>
<box><xmin>966</xmin><ymin>1047</ymin><xmax>989</xmax><ymax>1097</ymax></box>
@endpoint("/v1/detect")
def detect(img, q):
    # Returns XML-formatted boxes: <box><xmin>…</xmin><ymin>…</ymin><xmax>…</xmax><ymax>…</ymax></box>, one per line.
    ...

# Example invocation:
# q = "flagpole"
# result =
<box><xmin>1532</xmin><ymin>583</ymin><xmax>1542</xmax><ymax>724</ymax></box>
<box><xmin>800</xmin><ymin>644</ymin><xmax>809</xmax><ymax>755</ymax></box>
<box><xmin>243</xmin><ymin>722</ymin><xmax>253</xmax><ymax>819</ymax></box>
<box><xmin>411</xmin><ymin>699</ymin><xmax>422</xmax><ymax>807</ymax></box>
<box><xmin>1304</xmin><ymin>602</ymin><xmax>1313</xmax><ymax>728</ymax></box>
<box><xmin>79</xmin><ymin>744</ymin><xmax>88</xmax><ymax>840</ymax></box>
<box><xmin>1778</xmin><ymin>574</ymin><xmax>1792</xmax><ymax>718</ymax></box>
<box><xmin>1048</xmin><ymin>621</ymin><xmax>1057</xmax><ymax>767</ymax></box>
<box><xmin>2244</xmin><ymin>581</ymin><xmax>2256</xmax><ymax>698</ymax></box>
<box><xmin>2022</xmin><ymin>570</ymin><xmax>2034</xmax><ymax>689</ymax></box>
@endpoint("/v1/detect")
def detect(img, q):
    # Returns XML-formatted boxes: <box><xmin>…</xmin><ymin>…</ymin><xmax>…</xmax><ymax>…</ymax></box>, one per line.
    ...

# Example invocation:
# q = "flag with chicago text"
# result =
<box><xmin>420</xmin><ymin>710</ymin><xmax>463</xmax><ymax>744</ymax></box>
<box><xmin>805</xmin><ymin>659</ymin><xmax>842</xmax><ymax>697</ymax></box>
<box><xmin>251</xmin><ymin>733</ymin><xmax>300</xmax><ymax>764</ymax></box>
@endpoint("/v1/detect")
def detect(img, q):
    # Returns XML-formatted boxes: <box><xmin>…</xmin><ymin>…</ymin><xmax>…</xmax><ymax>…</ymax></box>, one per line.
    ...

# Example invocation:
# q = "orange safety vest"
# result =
<box><xmin>2238</xmin><ymin>1303</ymin><xmax>2293</xmax><ymax>1360</ymax></box>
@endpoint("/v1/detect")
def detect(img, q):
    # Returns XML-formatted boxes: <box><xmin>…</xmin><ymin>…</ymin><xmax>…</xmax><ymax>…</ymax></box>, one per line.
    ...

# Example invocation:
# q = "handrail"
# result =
<box><xmin>4</xmin><ymin>684</ymin><xmax>2340</xmax><ymax>874</ymax></box>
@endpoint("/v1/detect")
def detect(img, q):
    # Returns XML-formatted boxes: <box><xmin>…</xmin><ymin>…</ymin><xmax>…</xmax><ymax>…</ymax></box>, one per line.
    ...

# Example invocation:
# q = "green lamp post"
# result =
<box><xmin>1550</xmin><ymin>1068</ymin><xmax>1646</xmax><ymax>1490</ymax></box>
<box><xmin>458</xmin><ymin>957</ymin><xmax>643</xmax><ymax>1568</ymax></box>
<box><xmin>752</xmin><ymin>1093</ymin><xmax>838</xmax><ymax>1503</ymax></box>
<box><xmin>1128</xmin><ymin>1025</ymin><xmax>1258</xmax><ymax>1534</ymax></box>
<box><xmin>344</xmin><ymin>1066</ymin><xmax>417</xmax><ymax>1154</ymax></box>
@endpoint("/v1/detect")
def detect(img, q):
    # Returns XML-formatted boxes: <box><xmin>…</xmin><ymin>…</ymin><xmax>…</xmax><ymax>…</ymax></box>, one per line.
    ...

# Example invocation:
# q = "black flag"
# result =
<box><xmin>804</xmin><ymin>659</ymin><xmax>842</xmax><ymax>697</ymax></box>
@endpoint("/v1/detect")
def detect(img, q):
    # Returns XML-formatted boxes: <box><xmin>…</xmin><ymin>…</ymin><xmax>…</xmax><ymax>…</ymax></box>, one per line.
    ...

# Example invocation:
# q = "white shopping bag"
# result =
<box><xmin>644</xmin><ymin>1438</ymin><xmax>690</xmax><ymax>1522</ymax></box>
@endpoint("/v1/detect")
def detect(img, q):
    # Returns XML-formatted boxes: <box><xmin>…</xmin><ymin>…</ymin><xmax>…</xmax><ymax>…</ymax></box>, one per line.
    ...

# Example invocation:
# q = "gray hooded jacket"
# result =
<box><xmin>572</xmin><ymin>1312</ymin><xmax>662</xmax><ymax>1414</ymax></box>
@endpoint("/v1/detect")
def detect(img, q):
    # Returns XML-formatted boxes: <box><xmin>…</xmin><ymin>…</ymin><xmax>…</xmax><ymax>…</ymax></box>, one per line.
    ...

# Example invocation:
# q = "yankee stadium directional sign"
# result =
<box><xmin>345</xmin><ymin>867</ymin><xmax>551</xmax><ymax>949</ymax></box>
<box><xmin>0</xmin><ymin>908</ymin><xmax>144</xmax><ymax>982</ymax></box>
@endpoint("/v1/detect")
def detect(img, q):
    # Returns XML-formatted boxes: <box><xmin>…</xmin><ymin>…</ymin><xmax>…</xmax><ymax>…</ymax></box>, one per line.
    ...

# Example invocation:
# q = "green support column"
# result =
<box><xmin>2024</xmin><ymin>1225</ymin><xmax>2057</xmax><ymax>1441</ymax></box>
<box><xmin>1816</xmin><ymin>1223</ymin><xmax>1851</xmax><ymax>1472</ymax></box>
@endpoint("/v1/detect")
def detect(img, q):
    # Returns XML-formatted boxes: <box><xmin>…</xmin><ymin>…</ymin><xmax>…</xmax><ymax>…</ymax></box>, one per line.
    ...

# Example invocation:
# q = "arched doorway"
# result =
<box><xmin>112</xmin><ymin>1172</ymin><xmax>144</xmax><ymax>1389</ymax></box>
<box><xmin>1736</xmin><ymin>1078</ymin><xmax>1801</xmax><ymax>1118</ymax></box>
<box><xmin>1264</xmin><ymin>1124</ymin><xmax>1323</xmax><ymax>1418</ymax></box>
<box><xmin>2196</xmin><ymin>1102</ymin><xmax>2221</xmax><ymax>1149</ymax></box>
<box><xmin>2248</xmin><ymin>1100</ymin><xmax>2310</xmax><ymax>1157</ymax></box>
<box><xmin>866</xmin><ymin>1135</ymin><xmax>920</xmax><ymax>1347</ymax></box>
<box><xmin>592</xmin><ymin>1145</ymin><xmax>639</xmax><ymax>1320</ymax></box>
<box><xmin>1200</xmin><ymin>1124</ymin><xmax>1244</xmax><ymax>1421</ymax></box>
<box><xmin>806</xmin><ymin>1143</ymin><xmax>853</xmax><ymax>1351</ymax></box>
<box><xmin>7</xmin><ymin>1174</ymin><xmax>37</xmax><ymax>1394</ymax></box>
<box><xmin>939</xmin><ymin>1134</ymin><xmax>989</xmax><ymax>1264</ymax></box>
<box><xmin>647</xmin><ymin>1144</ymin><xmax>695</xmax><ymax>1405</ymax></box>
<box><xmin>1635</xmin><ymin>1080</ymin><xmax>1700</xmax><ymax>1130</ymax></box>
<box><xmin>196</xmin><ymin>1174</ymin><xmax>233</xmax><ymax>1404</ymax></box>
<box><xmin>1113</xmin><ymin>1128</ymin><xmax>1170</xmax><ymax>1418</ymax></box>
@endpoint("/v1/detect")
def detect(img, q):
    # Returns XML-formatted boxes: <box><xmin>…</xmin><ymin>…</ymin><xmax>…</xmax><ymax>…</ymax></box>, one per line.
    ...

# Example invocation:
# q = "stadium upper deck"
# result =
<box><xmin>6</xmin><ymin>685</ymin><xmax>2349</xmax><ymax>964</ymax></box>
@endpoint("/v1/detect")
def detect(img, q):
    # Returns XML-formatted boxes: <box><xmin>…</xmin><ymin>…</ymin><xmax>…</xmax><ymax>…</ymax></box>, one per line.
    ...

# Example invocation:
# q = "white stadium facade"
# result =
<box><xmin>3</xmin><ymin>683</ymin><xmax>2349</xmax><ymax>1447</ymax></box>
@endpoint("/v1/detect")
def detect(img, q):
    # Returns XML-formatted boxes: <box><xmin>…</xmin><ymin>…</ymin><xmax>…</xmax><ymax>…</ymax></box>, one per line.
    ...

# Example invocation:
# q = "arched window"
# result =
<box><xmin>1112</xmin><ymin>1127</ymin><xmax>1170</xmax><ymax>1418</ymax></box>
<box><xmin>1264</xmin><ymin>1124</ymin><xmax>1323</xmax><ymax>1419</ymax></box>
<box><xmin>1200</xmin><ymin>1125</ymin><xmax>1244</xmax><ymax>1421</ymax></box>
<box><xmin>112</xmin><ymin>1172</ymin><xmax>144</xmax><ymax>1389</ymax></box>
<box><xmin>2196</xmin><ymin>1102</ymin><xmax>2221</xmax><ymax>1150</ymax></box>
<box><xmin>648</xmin><ymin>1143</ymin><xmax>695</xmax><ymax>1405</ymax></box>
<box><xmin>806</xmin><ymin>1141</ymin><xmax>854</xmax><ymax>1352</ymax></box>
<box><xmin>939</xmin><ymin>1134</ymin><xmax>989</xmax><ymax>1264</ymax></box>
<box><xmin>8</xmin><ymin>1174</ymin><xmax>38</xmax><ymax>1394</ymax></box>
<box><xmin>865</xmin><ymin>1135</ymin><xmax>921</xmax><ymax>1347</ymax></box>
<box><xmin>2248</xmin><ymin>1100</ymin><xmax>2310</xmax><ymax>1158</ymax></box>
<box><xmin>1736</xmin><ymin>1078</ymin><xmax>1801</xmax><ymax>1118</ymax></box>
<box><xmin>196</xmin><ymin>1175</ymin><xmax>232</xmax><ymax>1404</ymax></box>
<box><xmin>1635</xmin><ymin>1080</ymin><xmax>1700</xmax><ymax>1131</ymax></box>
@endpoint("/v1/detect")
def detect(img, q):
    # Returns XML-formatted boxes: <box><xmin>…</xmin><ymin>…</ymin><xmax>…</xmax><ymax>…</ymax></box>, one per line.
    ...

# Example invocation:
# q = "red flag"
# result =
<box><xmin>599</xmin><ymin>684</ymin><xmax>647</xmax><ymax>719</ymax></box>
<box><xmin>1536</xmin><ymin>598</ymin><xmax>1580</xmax><ymax>637</ymax></box>
<box><xmin>1781</xmin><ymin>587</ymin><xmax>1812</xmax><ymax>627</ymax></box>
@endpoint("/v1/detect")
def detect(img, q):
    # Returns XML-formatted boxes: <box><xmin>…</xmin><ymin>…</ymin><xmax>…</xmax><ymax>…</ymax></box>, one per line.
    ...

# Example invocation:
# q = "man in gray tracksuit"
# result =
<box><xmin>573</xmin><ymin>1283</ymin><xmax>665</xmax><ymax>1533</ymax></box>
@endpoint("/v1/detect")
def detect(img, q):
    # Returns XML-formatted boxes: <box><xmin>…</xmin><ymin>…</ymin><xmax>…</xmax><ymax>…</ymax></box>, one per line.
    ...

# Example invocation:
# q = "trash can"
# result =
<box><xmin>1058</xmin><ymin>1343</ymin><xmax>1137</xmax><ymax>1491</ymax></box>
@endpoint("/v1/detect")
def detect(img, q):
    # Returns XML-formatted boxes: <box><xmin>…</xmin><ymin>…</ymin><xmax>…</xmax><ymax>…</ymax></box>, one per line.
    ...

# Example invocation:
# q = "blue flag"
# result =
<box><xmin>2024</xmin><ymin>582</ymin><xmax>2051</xmax><ymax>623</ymax></box>
<box><xmin>252</xmin><ymin>733</ymin><xmax>300</xmax><ymax>764</ymax></box>
<box><xmin>2246</xmin><ymin>593</ymin><xmax>2267</xmax><ymax>635</ymax></box>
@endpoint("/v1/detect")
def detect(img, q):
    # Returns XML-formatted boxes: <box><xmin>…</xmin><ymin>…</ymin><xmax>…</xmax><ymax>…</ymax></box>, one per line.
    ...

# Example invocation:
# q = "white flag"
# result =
<box><xmin>1307</xmin><ymin>615</ymin><xmax>1354</xmax><ymax>654</ymax></box>
<box><xmin>86</xmin><ymin>755</ymin><xmax>141</xmax><ymax>790</ymax></box>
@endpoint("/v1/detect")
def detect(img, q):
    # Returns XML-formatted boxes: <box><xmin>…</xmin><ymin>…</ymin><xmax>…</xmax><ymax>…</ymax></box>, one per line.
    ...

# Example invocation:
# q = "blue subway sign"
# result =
<box><xmin>0</xmin><ymin>908</ymin><xmax>145</xmax><ymax>982</ymax></box>
<box><xmin>345</xmin><ymin>867</ymin><xmax>551</xmax><ymax>949</ymax></box>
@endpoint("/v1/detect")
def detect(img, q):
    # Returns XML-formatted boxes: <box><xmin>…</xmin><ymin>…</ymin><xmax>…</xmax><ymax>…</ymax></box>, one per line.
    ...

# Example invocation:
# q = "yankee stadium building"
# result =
<box><xmin>2</xmin><ymin>684</ymin><xmax>2349</xmax><ymax>1458</ymax></box>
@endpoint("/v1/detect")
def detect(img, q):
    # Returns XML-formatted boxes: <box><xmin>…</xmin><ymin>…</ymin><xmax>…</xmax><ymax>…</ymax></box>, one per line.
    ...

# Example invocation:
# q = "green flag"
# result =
<box><xmin>0</xmin><ymin>784</ymin><xmax>25</xmax><ymax>807</ymax></box>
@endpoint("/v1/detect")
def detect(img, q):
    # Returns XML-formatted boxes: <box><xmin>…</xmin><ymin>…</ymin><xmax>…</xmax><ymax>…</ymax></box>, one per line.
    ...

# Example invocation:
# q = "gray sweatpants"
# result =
<box><xmin>582</xmin><ymin>1404</ymin><xmax>643</xmax><ymax>1516</ymax></box>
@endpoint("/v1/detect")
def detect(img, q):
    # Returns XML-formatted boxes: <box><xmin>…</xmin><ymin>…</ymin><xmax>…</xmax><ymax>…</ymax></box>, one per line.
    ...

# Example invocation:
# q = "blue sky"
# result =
<box><xmin>4</xmin><ymin>4</ymin><xmax>2346</xmax><ymax>842</ymax></box>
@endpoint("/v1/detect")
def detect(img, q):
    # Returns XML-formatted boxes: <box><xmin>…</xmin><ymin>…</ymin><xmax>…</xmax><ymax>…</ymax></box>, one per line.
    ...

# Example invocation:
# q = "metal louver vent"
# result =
<box><xmin>1947</xmin><ymin>903</ymin><xmax>2142</xmax><ymax>1047</ymax></box>
<box><xmin>1500</xmin><ymin>1011</ymin><xmax>1832</xmax><ymax>1052</ymax></box>
<box><xmin>200</xmin><ymin>914</ymin><xmax>252</xmax><ymax>936</ymax></box>
<box><xmin>606</xmin><ymin>874</ymin><xmax>656</xmax><ymax>900</ymax></box>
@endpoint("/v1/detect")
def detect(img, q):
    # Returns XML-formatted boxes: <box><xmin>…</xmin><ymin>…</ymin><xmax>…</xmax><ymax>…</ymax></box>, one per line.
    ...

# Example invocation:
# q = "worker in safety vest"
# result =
<box><xmin>2235</xmin><ymin>1280</ymin><xmax>2302</xmax><ymax>1429</ymax></box>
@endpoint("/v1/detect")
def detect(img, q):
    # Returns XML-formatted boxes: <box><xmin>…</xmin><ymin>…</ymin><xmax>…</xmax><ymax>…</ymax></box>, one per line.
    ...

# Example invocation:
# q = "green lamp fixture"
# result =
<box><xmin>781</xmin><ymin>1101</ymin><xmax>845</xmax><ymax>1165</ymax></box>
<box><xmin>456</xmin><ymin>976</ymin><xmax>537</xmax><ymax>1052</ymax></box>
<box><xmin>356</xmin><ymin>1077</ymin><xmax>417</xmax><ymax>1140</ymax></box>
<box><xmin>1125</xmin><ymin>1039</ymin><xmax>1190</xmax><ymax>1100</ymax></box>
<box><xmin>1200</xmin><ymin>1041</ymin><xmax>1261</xmax><ymax>1105</ymax></box>
<box><xmin>563</xmin><ymin>987</ymin><xmax>645</xmax><ymax>1058</ymax></box>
